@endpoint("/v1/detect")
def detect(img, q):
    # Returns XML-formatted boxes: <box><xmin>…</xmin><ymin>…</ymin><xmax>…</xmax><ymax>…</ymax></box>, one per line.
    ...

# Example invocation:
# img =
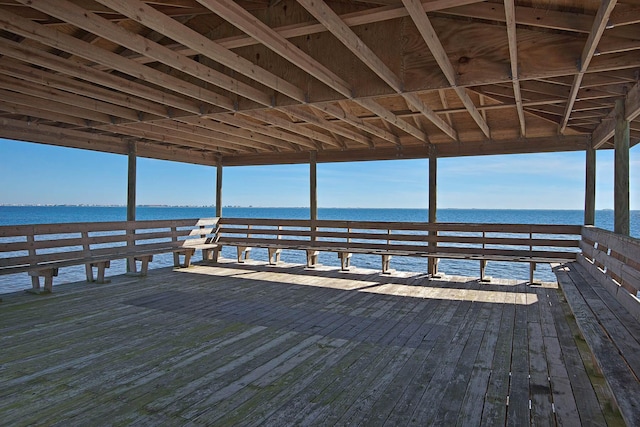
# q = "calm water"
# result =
<box><xmin>1</xmin><ymin>206</ymin><xmax>638</xmax><ymax>294</ymax></box>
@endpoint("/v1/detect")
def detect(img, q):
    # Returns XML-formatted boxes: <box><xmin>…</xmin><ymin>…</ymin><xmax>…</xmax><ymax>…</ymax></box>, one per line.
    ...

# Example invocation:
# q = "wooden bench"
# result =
<box><xmin>215</xmin><ymin>218</ymin><xmax>580</xmax><ymax>282</ymax></box>
<box><xmin>0</xmin><ymin>218</ymin><xmax>219</xmax><ymax>293</ymax></box>
<box><xmin>553</xmin><ymin>226</ymin><xmax>640</xmax><ymax>426</ymax></box>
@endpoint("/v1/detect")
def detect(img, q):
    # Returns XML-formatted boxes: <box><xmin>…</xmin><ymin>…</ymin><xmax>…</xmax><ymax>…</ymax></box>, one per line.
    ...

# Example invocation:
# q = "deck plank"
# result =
<box><xmin>0</xmin><ymin>261</ymin><xmax>616</xmax><ymax>426</ymax></box>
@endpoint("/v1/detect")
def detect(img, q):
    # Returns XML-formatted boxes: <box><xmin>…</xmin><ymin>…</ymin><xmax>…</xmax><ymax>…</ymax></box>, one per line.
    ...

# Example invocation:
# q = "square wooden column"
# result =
<box><xmin>310</xmin><ymin>151</ymin><xmax>317</xmax><ymax>242</ymax></box>
<box><xmin>127</xmin><ymin>141</ymin><xmax>137</xmax><ymax>222</ymax></box>
<box><xmin>216</xmin><ymin>162</ymin><xmax>223</xmax><ymax>218</ymax></box>
<box><xmin>126</xmin><ymin>141</ymin><xmax>137</xmax><ymax>272</ymax></box>
<box><xmin>614</xmin><ymin>99</ymin><xmax>630</xmax><ymax>235</ymax></box>
<box><xmin>584</xmin><ymin>145</ymin><xmax>596</xmax><ymax>226</ymax></box>
<box><xmin>428</xmin><ymin>147</ymin><xmax>438</xmax><ymax>275</ymax></box>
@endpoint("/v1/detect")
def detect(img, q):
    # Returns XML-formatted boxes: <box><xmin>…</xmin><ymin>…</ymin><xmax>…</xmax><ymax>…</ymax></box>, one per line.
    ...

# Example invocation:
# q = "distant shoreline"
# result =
<box><xmin>0</xmin><ymin>205</ymin><xmax>633</xmax><ymax>211</ymax></box>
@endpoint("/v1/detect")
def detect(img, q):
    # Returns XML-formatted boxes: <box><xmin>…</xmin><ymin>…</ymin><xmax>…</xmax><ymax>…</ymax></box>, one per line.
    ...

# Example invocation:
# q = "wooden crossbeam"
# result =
<box><xmin>402</xmin><ymin>0</ymin><xmax>490</xmax><ymax>138</ymax></box>
<box><xmin>0</xmin><ymin>60</ymin><xmax>167</xmax><ymax>118</ymax></box>
<box><xmin>504</xmin><ymin>0</ymin><xmax>525</xmax><ymax>137</ymax></box>
<box><xmin>212</xmin><ymin>114</ymin><xmax>319</xmax><ymax>151</ymax></box>
<box><xmin>295</xmin><ymin>0</ymin><xmax>453</xmax><ymax>140</ymax></box>
<box><xmin>0</xmin><ymin>8</ymin><xmax>234</xmax><ymax>111</ymax></box>
<box><xmin>313</xmin><ymin>103</ymin><xmax>397</xmax><ymax>147</ymax></box>
<box><xmin>199</xmin><ymin>0</ymin><xmax>434</xmax><ymax>144</ymax></box>
<box><xmin>94</xmin><ymin>0</ymin><xmax>305</xmax><ymax>104</ymax></box>
<box><xmin>202</xmin><ymin>0</ymin><xmax>352</xmax><ymax>99</ymax></box>
<box><xmin>21</xmin><ymin>0</ymin><xmax>273</xmax><ymax>108</ymax></box>
<box><xmin>0</xmin><ymin>117</ymin><xmax>220</xmax><ymax>166</ymax></box>
<box><xmin>0</xmin><ymin>38</ymin><xmax>200</xmax><ymax>115</ymax></box>
<box><xmin>593</xmin><ymin>81</ymin><xmax>640</xmax><ymax>148</ymax></box>
<box><xmin>220</xmin><ymin>134</ymin><xmax>591</xmax><ymax>166</ymax></box>
<box><xmin>560</xmin><ymin>0</ymin><xmax>618</xmax><ymax>133</ymax></box>
<box><xmin>281</xmin><ymin>106</ymin><xmax>371</xmax><ymax>148</ymax></box>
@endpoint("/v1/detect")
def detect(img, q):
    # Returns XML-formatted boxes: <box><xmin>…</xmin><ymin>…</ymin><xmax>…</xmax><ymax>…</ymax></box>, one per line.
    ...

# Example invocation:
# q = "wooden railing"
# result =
<box><xmin>579</xmin><ymin>226</ymin><xmax>640</xmax><ymax>321</ymax></box>
<box><xmin>0</xmin><ymin>218</ymin><xmax>218</xmax><ymax>292</ymax></box>
<box><xmin>217</xmin><ymin>218</ymin><xmax>582</xmax><ymax>280</ymax></box>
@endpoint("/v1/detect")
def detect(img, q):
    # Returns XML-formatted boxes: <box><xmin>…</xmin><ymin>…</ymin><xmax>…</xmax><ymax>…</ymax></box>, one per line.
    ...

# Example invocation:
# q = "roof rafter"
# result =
<box><xmin>296</xmin><ymin>0</ymin><xmax>454</xmax><ymax>141</ymax></box>
<box><xmin>504</xmin><ymin>0</ymin><xmax>526</xmax><ymax>137</ymax></box>
<box><xmin>94</xmin><ymin>0</ymin><xmax>306</xmax><ymax>104</ymax></box>
<box><xmin>560</xmin><ymin>0</ymin><xmax>618</xmax><ymax>133</ymax></box>
<box><xmin>18</xmin><ymin>0</ymin><xmax>273</xmax><ymax>108</ymax></box>
<box><xmin>0</xmin><ymin>8</ymin><xmax>234</xmax><ymax>111</ymax></box>
<box><xmin>401</xmin><ymin>0</ymin><xmax>490</xmax><ymax>138</ymax></box>
<box><xmin>203</xmin><ymin>0</ymin><xmax>431</xmax><ymax>144</ymax></box>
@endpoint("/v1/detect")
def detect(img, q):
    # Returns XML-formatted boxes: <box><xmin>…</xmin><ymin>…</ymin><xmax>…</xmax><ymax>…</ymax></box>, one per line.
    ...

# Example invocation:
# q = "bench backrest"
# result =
<box><xmin>217</xmin><ymin>218</ymin><xmax>581</xmax><ymax>260</ymax></box>
<box><xmin>579</xmin><ymin>226</ymin><xmax>640</xmax><ymax>322</ymax></box>
<box><xmin>0</xmin><ymin>218</ymin><xmax>219</xmax><ymax>274</ymax></box>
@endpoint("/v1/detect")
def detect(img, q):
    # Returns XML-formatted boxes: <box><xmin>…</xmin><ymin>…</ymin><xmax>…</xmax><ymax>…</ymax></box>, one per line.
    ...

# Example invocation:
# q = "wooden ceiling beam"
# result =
<box><xmin>19</xmin><ymin>0</ymin><xmax>273</xmax><ymax>108</ymax></box>
<box><xmin>94</xmin><ymin>0</ymin><xmax>305</xmax><ymax>104</ymax></box>
<box><xmin>401</xmin><ymin>0</ymin><xmax>490</xmax><ymax>138</ymax></box>
<box><xmin>295</xmin><ymin>0</ymin><xmax>450</xmax><ymax>141</ymax></box>
<box><xmin>220</xmin><ymin>134</ymin><xmax>591</xmax><ymax>166</ymax></box>
<box><xmin>504</xmin><ymin>0</ymin><xmax>525</xmax><ymax>137</ymax></box>
<box><xmin>0</xmin><ymin>103</ymin><xmax>88</xmax><ymax>128</ymax></box>
<box><xmin>592</xmin><ymin>81</ymin><xmax>640</xmax><ymax>148</ymax></box>
<box><xmin>174</xmin><ymin>117</ymin><xmax>298</xmax><ymax>152</ymax></box>
<box><xmin>279</xmin><ymin>106</ymin><xmax>371</xmax><ymax>148</ymax></box>
<box><xmin>124</xmin><ymin>0</ymin><xmax>484</xmax><ymax>66</ymax></box>
<box><xmin>0</xmin><ymin>38</ymin><xmax>201</xmax><ymax>116</ymax></box>
<box><xmin>201</xmin><ymin>0</ymin><xmax>352</xmax><ymax>99</ymax></box>
<box><xmin>0</xmin><ymin>59</ymin><xmax>169</xmax><ymax>119</ymax></box>
<box><xmin>0</xmin><ymin>89</ymin><xmax>114</xmax><ymax>125</ymax></box>
<box><xmin>312</xmin><ymin>103</ymin><xmax>396</xmax><ymax>147</ymax></box>
<box><xmin>0</xmin><ymin>8</ymin><xmax>233</xmax><ymax>111</ymax></box>
<box><xmin>212</xmin><ymin>114</ymin><xmax>319</xmax><ymax>151</ymax></box>
<box><xmin>0</xmin><ymin>74</ymin><xmax>141</xmax><ymax>123</ymax></box>
<box><xmin>111</xmin><ymin>123</ymin><xmax>243</xmax><ymax>154</ymax></box>
<box><xmin>204</xmin><ymin>0</ymin><xmax>437</xmax><ymax>143</ymax></box>
<box><xmin>236</xmin><ymin>110</ymin><xmax>336</xmax><ymax>149</ymax></box>
<box><xmin>560</xmin><ymin>0</ymin><xmax>618</xmax><ymax>133</ymax></box>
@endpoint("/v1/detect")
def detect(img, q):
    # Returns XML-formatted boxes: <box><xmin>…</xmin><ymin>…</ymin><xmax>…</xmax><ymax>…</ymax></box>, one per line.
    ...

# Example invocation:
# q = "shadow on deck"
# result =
<box><xmin>0</xmin><ymin>260</ymin><xmax>623</xmax><ymax>426</ymax></box>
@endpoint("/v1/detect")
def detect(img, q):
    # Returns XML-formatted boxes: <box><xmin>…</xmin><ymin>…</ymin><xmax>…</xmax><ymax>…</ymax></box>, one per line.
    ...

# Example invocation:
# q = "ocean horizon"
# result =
<box><xmin>1</xmin><ymin>206</ymin><xmax>638</xmax><ymax>294</ymax></box>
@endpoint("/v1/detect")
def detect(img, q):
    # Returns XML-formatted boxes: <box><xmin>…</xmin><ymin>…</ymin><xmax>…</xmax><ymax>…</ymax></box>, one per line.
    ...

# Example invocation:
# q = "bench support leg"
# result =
<box><xmin>382</xmin><ymin>255</ymin><xmax>393</xmax><ymax>274</ymax></box>
<box><xmin>87</xmin><ymin>261</ymin><xmax>111</xmax><ymax>284</ymax></box>
<box><xmin>173</xmin><ymin>248</ymin><xmax>195</xmax><ymax>268</ymax></box>
<box><xmin>306</xmin><ymin>250</ymin><xmax>319</xmax><ymax>268</ymax></box>
<box><xmin>28</xmin><ymin>268</ymin><xmax>58</xmax><ymax>294</ymax></box>
<box><xmin>530</xmin><ymin>262</ymin><xmax>536</xmax><ymax>284</ymax></box>
<box><xmin>338</xmin><ymin>252</ymin><xmax>352</xmax><ymax>271</ymax></box>
<box><xmin>480</xmin><ymin>260</ymin><xmax>491</xmax><ymax>282</ymax></box>
<box><xmin>236</xmin><ymin>247</ymin><xmax>251</xmax><ymax>263</ymax></box>
<box><xmin>268</xmin><ymin>248</ymin><xmax>282</xmax><ymax>265</ymax></box>
<box><xmin>129</xmin><ymin>255</ymin><xmax>152</xmax><ymax>276</ymax></box>
<box><xmin>203</xmin><ymin>247</ymin><xmax>220</xmax><ymax>262</ymax></box>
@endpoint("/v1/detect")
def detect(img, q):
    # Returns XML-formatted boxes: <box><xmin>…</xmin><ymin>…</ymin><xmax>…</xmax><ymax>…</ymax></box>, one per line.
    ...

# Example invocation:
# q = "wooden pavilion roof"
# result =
<box><xmin>0</xmin><ymin>0</ymin><xmax>638</xmax><ymax>166</ymax></box>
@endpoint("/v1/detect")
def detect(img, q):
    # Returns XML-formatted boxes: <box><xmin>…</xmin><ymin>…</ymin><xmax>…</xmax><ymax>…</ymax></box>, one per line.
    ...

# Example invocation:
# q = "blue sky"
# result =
<box><xmin>1</xmin><ymin>138</ymin><xmax>638</xmax><ymax>209</ymax></box>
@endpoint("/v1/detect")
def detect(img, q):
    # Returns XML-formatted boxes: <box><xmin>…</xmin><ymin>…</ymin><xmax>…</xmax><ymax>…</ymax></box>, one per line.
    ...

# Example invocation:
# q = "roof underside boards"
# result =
<box><xmin>0</xmin><ymin>0</ymin><xmax>638</xmax><ymax>166</ymax></box>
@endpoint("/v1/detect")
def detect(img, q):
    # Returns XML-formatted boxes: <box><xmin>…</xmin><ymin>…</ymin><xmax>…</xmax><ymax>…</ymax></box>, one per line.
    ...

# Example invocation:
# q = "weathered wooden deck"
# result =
<box><xmin>0</xmin><ymin>260</ymin><xmax>623</xmax><ymax>426</ymax></box>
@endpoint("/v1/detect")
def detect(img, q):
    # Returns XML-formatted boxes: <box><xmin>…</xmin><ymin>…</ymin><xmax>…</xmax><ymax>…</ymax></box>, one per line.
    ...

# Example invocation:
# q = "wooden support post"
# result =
<box><xmin>126</xmin><ymin>141</ymin><xmax>136</xmax><ymax>272</ymax></box>
<box><xmin>584</xmin><ymin>145</ymin><xmax>596</xmax><ymax>226</ymax></box>
<box><xmin>310</xmin><ymin>151</ymin><xmax>317</xmax><ymax>243</ymax></box>
<box><xmin>216</xmin><ymin>162</ymin><xmax>223</xmax><ymax>218</ymax></box>
<box><xmin>428</xmin><ymin>147</ymin><xmax>439</xmax><ymax>276</ymax></box>
<box><xmin>614</xmin><ymin>99</ymin><xmax>630</xmax><ymax>236</ymax></box>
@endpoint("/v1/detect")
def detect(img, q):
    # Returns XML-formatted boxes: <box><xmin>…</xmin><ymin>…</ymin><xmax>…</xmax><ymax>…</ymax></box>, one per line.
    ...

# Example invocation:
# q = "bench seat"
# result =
<box><xmin>553</xmin><ymin>261</ymin><xmax>640</xmax><ymax>426</ymax></box>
